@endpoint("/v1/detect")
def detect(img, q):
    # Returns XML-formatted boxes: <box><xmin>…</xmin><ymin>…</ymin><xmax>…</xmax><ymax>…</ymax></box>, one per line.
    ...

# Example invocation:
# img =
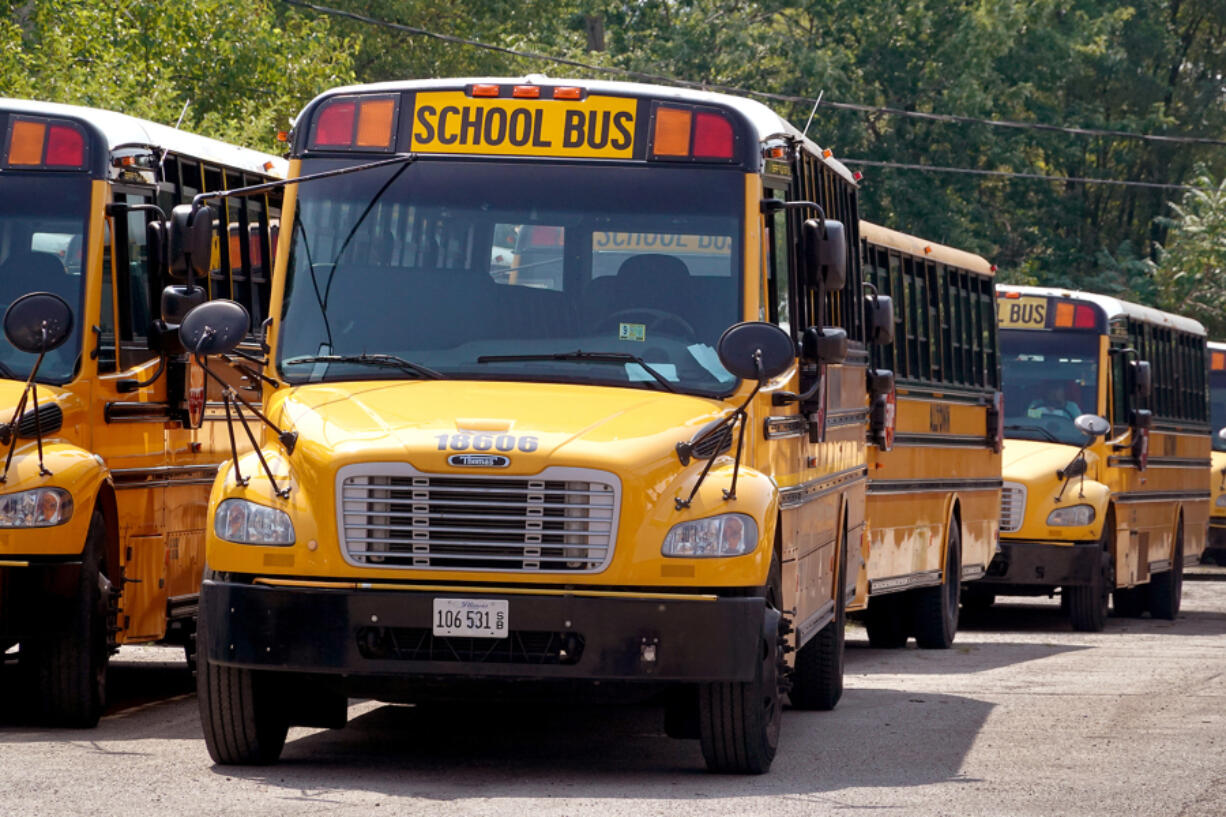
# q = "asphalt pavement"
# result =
<box><xmin>2</xmin><ymin>567</ymin><xmax>1224</xmax><ymax>816</ymax></box>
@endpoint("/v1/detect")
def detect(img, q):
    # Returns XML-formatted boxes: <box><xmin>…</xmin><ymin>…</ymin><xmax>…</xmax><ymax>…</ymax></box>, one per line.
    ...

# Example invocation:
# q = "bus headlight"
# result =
<box><xmin>0</xmin><ymin>487</ymin><xmax>73</xmax><ymax>527</ymax></box>
<box><xmin>1046</xmin><ymin>504</ymin><xmax>1096</xmax><ymax>527</ymax></box>
<box><xmin>1216</xmin><ymin>494</ymin><xmax>1226</xmax><ymax>508</ymax></box>
<box><xmin>214</xmin><ymin>499</ymin><xmax>295</xmax><ymax>545</ymax></box>
<box><xmin>662</xmin><ymin>513</ymin><xmax>758</xmax><ymax>557</ymax></box>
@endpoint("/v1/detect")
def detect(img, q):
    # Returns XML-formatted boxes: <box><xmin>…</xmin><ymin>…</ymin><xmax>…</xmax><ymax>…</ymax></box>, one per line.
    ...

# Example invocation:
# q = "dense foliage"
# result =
<box><xmin>2</xmin><ymin>0</ymin><xmax>1224</xmax><ymax>313</ymax></box>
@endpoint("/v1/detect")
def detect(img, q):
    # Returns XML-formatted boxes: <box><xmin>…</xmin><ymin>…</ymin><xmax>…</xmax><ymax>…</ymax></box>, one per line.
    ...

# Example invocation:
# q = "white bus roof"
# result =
<box><xmin>0</xmin><ymin>97</ymin><xmax>286</xmax><ymax>177</ymax></box>
<box><xmin>1209</xmin><ymin>340</ymin><xmax>1226</xmax><ymax>352</ymax></box>
<box><xmin>997</xmin><ymin>284</ymin><xmax>1206</xmax><ymax>336</ymax></box>
<box><xmin>301</xmin><ymin>75</ymin><xmax>858</xmax><ymax>186</ymax></box>
<box><xmin>861</xmin><ymin>220</ymin><xmax>993</xmax><ymax>276</ymax></box>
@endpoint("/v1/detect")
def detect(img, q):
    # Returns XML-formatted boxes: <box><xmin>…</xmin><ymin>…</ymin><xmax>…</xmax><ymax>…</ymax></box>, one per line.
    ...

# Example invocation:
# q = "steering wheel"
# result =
<box><xmin>598</xmin><ymin>308</ymin><xmax>697</xmax><ymax>341</ymax></box>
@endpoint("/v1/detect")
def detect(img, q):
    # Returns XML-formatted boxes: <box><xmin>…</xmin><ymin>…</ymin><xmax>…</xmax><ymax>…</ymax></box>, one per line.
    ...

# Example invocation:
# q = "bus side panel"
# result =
<box><xmin>865</xmin><ymin>396</ymin><xmax>1000</xmax><ymax>588</ymax></box>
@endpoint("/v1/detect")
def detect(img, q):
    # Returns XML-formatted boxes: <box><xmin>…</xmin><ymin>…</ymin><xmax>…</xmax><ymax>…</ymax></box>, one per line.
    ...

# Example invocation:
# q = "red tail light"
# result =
<box><xmin>45</xmin><ymin>124</ymin><xmax>84</xmax><ymax>166</ymax></box>
<box><xmin>313</xmin><ymin>100</ymin><xmax>356</xmax><ymax>146</ymax></box>
<box><xmin>1074</xmin><ymin>304</ymin><xmax>1097</xmax><ymax>328</ymax></box>
<box><xmin>693</xmin><ymin>112</ymin><xmax>733</xmax><ymax>159</ymax></box>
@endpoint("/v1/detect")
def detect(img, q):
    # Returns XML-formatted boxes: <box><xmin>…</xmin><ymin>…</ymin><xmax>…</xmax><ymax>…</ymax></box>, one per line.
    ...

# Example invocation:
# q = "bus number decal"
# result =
<box><xmin>436</xmin><ymin>433</ymin><xmax>539</xmax><ymax>453</ymax></box>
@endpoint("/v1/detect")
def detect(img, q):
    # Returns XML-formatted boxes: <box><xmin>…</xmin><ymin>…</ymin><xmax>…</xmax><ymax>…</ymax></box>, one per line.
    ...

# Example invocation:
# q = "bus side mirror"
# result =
<box><xmin>149</xmin><ymin>284</ymin><xmax>207</xmax><ymax>357</ymax></box>
<box><xmin>800</xmin><ymin>326</ymin><xmax>848</xmax><ymax>366</ymax></box>
<box><xmin>179</xmin><ymin>299</ymin><xmax>250</xmax><ymax>358</ymax></box>
<box><xmin>168</xmin><ymin>204</ymin><xmax>216</xmax><ymax>282</ymax></box>
<box><xmin>146</xmin><ymin>220</ymin><xmax>168</xmax><ymax>282</ymax></box>
<box><xmin>866</xmin><ymin>294</ymin><xmax>895</xmax><ymax>346</ymax></box>
<box><xmin>1074</xmin><ymin>414</ymin><xmax>1110</xmax><ymax>438</ymax></box>
<box><xmin>1131</xmin><ymin>359</ymin><xmax>1152</xmax><ymax>399</ymax></box>
<box><xmin>716</xmin><ymin>321</ymin><xmax>795</xmax><ymax>383</ymax></box>
<box><xmin>802</xmin><ymin>218</ymin><xmax>847</xmax><ymax>291</ymax></box>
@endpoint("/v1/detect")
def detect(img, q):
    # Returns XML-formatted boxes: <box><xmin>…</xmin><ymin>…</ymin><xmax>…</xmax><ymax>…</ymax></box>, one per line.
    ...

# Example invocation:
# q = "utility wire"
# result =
<box><xmin>283</xmin><ymin>0</ymin><xmax>1226</xmax><ymax>148</ymax></box>
<box><xmin>841</xmin><ymin>158</ymin><xmax>1206</xmax><ymax>191</ymax></box>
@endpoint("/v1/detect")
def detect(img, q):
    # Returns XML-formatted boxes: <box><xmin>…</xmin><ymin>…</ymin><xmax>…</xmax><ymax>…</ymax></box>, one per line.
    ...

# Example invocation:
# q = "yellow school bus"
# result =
<box><xmin>179</xmin><ymin>77</ymin><xmax>899</xmax><ymax>773</ymax></box>
<box><xmin>1208</xmin><ymin>342</ymin><xmax>1226</xmax><ymax>563</ymax></box>
<box><xmin>855</xmin><ymin>222</ymin><xmax>1001</xmax><ymax>647</ymax></box>
<box><xmin>987</xmin><ymin>285</ymin><xmax>1209</xmax><ymax>629</ymax></box>
<box><xmin>0</xmin><ymin>98</ymin><xmax>284</xmax><ymax>726</ymax></box>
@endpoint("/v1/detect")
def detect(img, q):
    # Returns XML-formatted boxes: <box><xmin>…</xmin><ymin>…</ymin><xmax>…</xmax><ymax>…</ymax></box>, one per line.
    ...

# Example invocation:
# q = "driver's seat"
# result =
<box><xmin>608</xmin><ymin>252</ymin><xmax>696</xmax><ymax>316</ymax></box>
<box><xmin>0</xmin><ymin>250</ymin><xmax>73</xmax><ymax>303</ymax></box>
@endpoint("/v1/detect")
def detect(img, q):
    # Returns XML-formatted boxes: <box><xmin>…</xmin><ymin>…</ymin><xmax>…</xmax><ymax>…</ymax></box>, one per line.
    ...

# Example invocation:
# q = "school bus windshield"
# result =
<box><xmin>1211</xmin><ymin>371</ymin><xmax>1226</xmax><ymax>451</ymax></box>
<box><xmin>0</xmin><ymin>173</ymin><xmax>88</xmax><ymax>383</ymax></box>
<box><xmin>278</xmin><ymin>159</ymin><xmax>743</xmax><ymax>394</ymax></box>
<box><xmin>1000</xmin><ymin>329</ymin><xmax>1099</xmax><ymax>446</ymax></box>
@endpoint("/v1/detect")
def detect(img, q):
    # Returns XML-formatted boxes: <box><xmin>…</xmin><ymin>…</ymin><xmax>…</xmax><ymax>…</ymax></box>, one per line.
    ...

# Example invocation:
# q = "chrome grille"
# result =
<box><xmin>999</xmin><ymin>481</ymin><xmax>1027</xmax><ymax>533</ymax></box>
<box><xmin>338</xmin><ymin>465</ymin><xmax>619</xmax><ymax>573</ymax></box>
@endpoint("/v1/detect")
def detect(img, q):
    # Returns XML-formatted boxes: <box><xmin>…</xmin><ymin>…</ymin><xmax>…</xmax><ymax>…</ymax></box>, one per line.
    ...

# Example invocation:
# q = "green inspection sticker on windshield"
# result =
<box><xmin>619</xmin><ymin>322</ymin><xmax>646</xmax><ymax>342</ymax></box>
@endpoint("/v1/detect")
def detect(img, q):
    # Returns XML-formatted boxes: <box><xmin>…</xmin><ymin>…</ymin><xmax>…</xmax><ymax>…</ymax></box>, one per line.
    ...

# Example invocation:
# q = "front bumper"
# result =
<box><xmin>980</xmin><ymin>539</ymin><xmax>1101</xmax><ymax>587</ymax></box>
<box><xmin>201</xmin><ymin>579</ymin><xmax>764</xmax><ymax>683</ymax></box>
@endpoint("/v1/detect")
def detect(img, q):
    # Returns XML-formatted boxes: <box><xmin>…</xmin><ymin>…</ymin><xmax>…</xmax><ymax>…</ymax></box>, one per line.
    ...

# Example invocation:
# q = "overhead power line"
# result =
<box><xmin>842</xmin><ymin>158</ymin><xmax>1205</xmax><ymax>191</ymax></box>
<box><xmin>283</xmin><ymin>0</ymin><xmax>1226</xmax><ymax>148</ymax></box>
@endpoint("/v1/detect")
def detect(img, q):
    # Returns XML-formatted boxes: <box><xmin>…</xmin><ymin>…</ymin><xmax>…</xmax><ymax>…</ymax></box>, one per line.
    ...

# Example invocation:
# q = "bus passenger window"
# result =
<box><xmin>495</xmin><ymin>223</ymin><xmax>563</xmax><ymax>291</ymax></box>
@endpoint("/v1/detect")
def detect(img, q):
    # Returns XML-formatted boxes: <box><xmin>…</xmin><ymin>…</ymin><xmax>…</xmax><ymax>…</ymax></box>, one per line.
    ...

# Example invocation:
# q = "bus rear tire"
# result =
<box><xmin>29</xmin><ymin>509</ymin><xmax>109</xmax><ymax>727</ymax></box>
<box><xmin>1149</xmin><ymin>523</ymin><xmax>1184</xmax><ymax>620</ymax></box>
<box><xmin>698</xmin><ymin>559</ymin><xmax>782</xmax><ymax>774</ymax></box>
<box><xmin>1112</xmin><ymin>586</ymin><xmax>1146</xmax><ymax>618</ymax></box>
<box><xmin>789</xmin><ymin>532</ymin><xmax>846</xmax><ymax>711</ymax></box>
<box><xmin>914</xmin><ymin>524</ymin><xmax>961</xmax><ymax>649</ymax></box>
<box><xmin>197</xmin><ymin>600</ymin><xmax>288</xmax><ymax>765</ymax></box>
<box><xmin>1068</xmin><ymin>530</ymin><xmax>1111</xmax><ymax>632</ymax></box>
<box><xmin>864</xmin><ymin>594</ymin><xmax>908</xmax><ymax>648</ymax></box>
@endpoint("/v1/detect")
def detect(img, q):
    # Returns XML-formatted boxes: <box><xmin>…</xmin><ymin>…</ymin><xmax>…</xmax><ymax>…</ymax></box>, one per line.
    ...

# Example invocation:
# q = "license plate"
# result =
<box><xmin>432</xmin><ymin>598</ymin><xmax>509</xmax><ymax>638</ymax></box>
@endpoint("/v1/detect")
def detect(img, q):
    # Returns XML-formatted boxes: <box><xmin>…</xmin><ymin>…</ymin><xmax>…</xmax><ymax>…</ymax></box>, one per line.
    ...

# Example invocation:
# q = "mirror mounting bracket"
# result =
<box><xmin>676</xmin><ymin>353</ymin><xmax>764</xmax><ymax>509</ymax></box>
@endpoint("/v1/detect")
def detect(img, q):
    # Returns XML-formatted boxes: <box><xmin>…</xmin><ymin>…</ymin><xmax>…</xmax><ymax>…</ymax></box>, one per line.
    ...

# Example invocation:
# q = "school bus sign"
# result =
<box><xmin>410</xmin><ymin>91</ymin><xmax>637</xmax><ymax>159</ymax></box>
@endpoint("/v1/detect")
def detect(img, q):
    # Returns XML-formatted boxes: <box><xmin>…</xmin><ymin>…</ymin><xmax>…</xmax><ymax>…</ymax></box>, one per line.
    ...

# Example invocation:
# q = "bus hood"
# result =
<box><xmin>1003</xmin><ymin>438</ymin><xmax>1098</xmax><ymax>482</ymax></box>
<box><xmin>272</xmin><ymin>380</ymin><xmax>731</xmax><ymax>474</ymax></box>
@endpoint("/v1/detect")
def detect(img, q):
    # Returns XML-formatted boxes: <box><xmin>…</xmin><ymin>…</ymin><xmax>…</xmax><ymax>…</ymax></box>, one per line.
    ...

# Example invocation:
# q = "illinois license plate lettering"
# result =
<box><xmin>432</xmin><ymin>598</ymin><xmax>509</xmax><ymax>638</ymax></box>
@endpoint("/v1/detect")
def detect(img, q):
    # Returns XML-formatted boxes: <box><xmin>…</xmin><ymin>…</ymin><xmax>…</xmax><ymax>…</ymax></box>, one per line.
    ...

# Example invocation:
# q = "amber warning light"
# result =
<box><xmin>651</xmin><ymin>105</ymin><xmax>735</xmax><ymax>160</ymax></box>
<box><xmin>5</xmin><ymin>117</ymin><xmax>86</xmax><ymax>169</ymax></box>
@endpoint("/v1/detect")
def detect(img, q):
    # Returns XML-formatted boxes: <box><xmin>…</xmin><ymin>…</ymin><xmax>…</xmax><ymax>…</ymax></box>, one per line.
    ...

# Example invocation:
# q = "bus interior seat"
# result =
<box><xmin>0</xmin><ymin>250</ymin><xmax>74</xmax><ymax>303</ymax></box>
<box><xmin>325</xmin><ymin>264</ymin><xmax>577</xmax><ymax>351</ymax></box>
<box><xmin>585</xmin><ymin>253</ymin><xmax>734</xmax><ymax>343</ymax></box>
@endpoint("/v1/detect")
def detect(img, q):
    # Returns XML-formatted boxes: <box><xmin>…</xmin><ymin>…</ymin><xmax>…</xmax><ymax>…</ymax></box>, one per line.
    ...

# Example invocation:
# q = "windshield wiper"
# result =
<box><xmin>1004</xmin><ymin>423</ymin><xmax>1060</xmax><ymax>444</ymax></box>
<box><xmin>283</xmin><ymin>353</ymin><xmax>445</xmax><ymax>380</ymax></box>
<box><xmin>477</xmin><ymin>350</ymin><xmax>678</xmax><ymax>393</ymax></box>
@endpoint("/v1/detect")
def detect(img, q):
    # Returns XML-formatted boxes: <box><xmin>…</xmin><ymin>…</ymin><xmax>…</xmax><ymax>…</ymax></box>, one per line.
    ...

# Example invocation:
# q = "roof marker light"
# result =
<box><xmin>512</xmin><ymin>85</ymin><xmax>541</xmax><ymax>98</ymax></box>
<box><xmin>990</xmin><ymin>264</ymin><xmax>998</xmax><ymax>272</ymax></box>
<box><xmin>822</xmin><ymin>148</ymin><xmax>833</xmax><ymax>159</ymax></box>
<box><xmin>1003</xmin><ymin>291</ymin><xmax>1020</xmax><ymax>299</ymax></box>
<box><xmin>554</xmin><ymin>87</ymin><xmax>582</xmax><ymax>100</ymax></box>
<box><xmin>923</xmin><ymin>245</ymin><xmax>932</xmax><ymax>254</ymax></box>
<box><xmin>471</xmin><ymin>84</ymin><xmax>500</xmax><ymax>97</ymax></box>
<box><xmin>853</xmin><ymin>170</ymin><xmax>863</xmax><ymax>181</ymax></box>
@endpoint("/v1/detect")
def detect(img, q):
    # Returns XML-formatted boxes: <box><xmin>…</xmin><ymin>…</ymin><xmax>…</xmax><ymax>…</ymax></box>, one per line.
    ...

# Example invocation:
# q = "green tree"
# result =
<box><xmin>1153</xmin><ymin>170</ymin><xmax>1226</xmax><ymax>337</ymax></box>
<box><xmin>0</xmin><ymin>0</ymin><xmax>357</xmax><ymax>151</ymax></box>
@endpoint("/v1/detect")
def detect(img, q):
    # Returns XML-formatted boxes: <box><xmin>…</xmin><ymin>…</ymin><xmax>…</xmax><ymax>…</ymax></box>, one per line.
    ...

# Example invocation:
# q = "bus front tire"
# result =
<box><xmin>698</xmin><ymin>558</ymin><xmax>782</xmax><ymax>774</ymax></box>
<box><xmin>1149</xmin><ymin>524</ymin><xmax>1184</xmax><ymax>620</ymax></box>
<box><xmin>789</xmin><ymin>531</ymin><xmax>846</xmax><ymax>711</ymax></box>
<box><xmin>914</xmin><ymin>525</ymin><xmax>962</xmax><ymax>649</ymax></box>
<box><xmin>197</xmin><ymin>613</ymin><xmax>288</xmax><ymax>765</ymax></box>
<box><xmin>1068</xmin><ymin>532</ymin><xmax>1111</xmax><ymax>632</ymax></box>
<box><xmin>29</xmin><ymin>509</ymin><xmax>109</xmax><ymax>727</ymax></box>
